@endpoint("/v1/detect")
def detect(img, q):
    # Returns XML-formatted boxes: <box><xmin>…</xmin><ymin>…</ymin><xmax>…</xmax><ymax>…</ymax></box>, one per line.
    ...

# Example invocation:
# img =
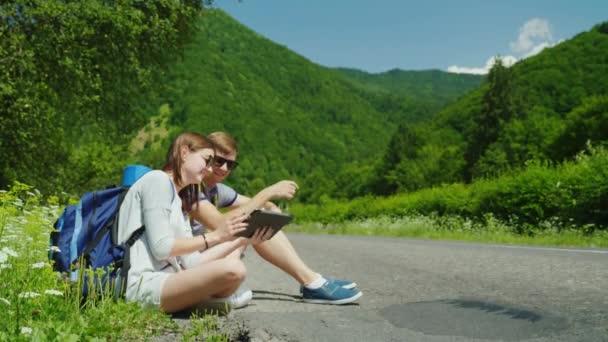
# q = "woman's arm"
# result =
<box><xmin>196</xmin><ymin>237</ymin><xmax>247</xmax><ymax>263</ymax></box>
<box><xmin>169</xmin><ymin>213</ymin><xmax>249</xmax><ymax>256</ymax></box>
<box><xmin>197</xmin><ymin>228</ymin><xmax>273</xmax><ymax>264</ymax></box>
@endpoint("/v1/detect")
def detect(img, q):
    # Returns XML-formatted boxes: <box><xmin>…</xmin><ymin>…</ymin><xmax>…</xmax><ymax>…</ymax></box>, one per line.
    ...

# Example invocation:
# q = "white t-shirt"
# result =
<box><xmin>117</xmin><ymin>171</ymin><xmax>200</xmax><ymax>290</ymax></box>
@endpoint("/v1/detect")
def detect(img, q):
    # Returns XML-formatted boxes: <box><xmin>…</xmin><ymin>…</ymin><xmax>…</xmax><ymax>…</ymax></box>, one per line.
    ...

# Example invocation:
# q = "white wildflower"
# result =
<box><xmin>31</xmin><ymin>262</ymin><xmax>49</xmax><ymax>269</ymax></box>
<box><xmin>47</xmin><ymin>246</ymin><xmax>61</xmax><ymax>253</ymax></box>
<box><xmin>18</xmin><ymin>292</ymin><xmax>41</xmax><ymax>298</ymax></box>
<box><xmin>0</xmin><ymin>264</ymin><xmax>12</xmax><ymax>269</ymax></box>
<box><xmin>21</xmin><ymin>327</ymin><xmax>32</xmax><ymax>335</ymax></box>
<box><xmin>44</xmin><ymin>290</ymin><xmax>63</xmax><ymax>296</ymax></box>
<box><xmin>26</xmin><ymin>191</ymin><xmax>36</xmax><ymax>197</ymax></box>
<box><xmin>0</xmin><ymin>190</ymin><xmax>7</xmax><ymax>194</ymax></box>
<box><xmin>1</xmin><ymin>247</ymin><xmax>18</xmax><ymax>257</ymax></box>
<box><xmin>0</xmin><ymin>252</ymin><xmax>7</xmax><ymax>263</ymax></box>
<box><xmin>0</xmin><ymin>297</ymin><xmax>10</xmax><ymax>305</ymax></box>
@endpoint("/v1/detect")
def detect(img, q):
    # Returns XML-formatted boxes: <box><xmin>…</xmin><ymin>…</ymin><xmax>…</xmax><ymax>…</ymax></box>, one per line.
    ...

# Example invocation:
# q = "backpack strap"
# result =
<box><xmin>115</xmin><ymin>226</ymin><xmax>144</xmax><ymax>299</ymax></box>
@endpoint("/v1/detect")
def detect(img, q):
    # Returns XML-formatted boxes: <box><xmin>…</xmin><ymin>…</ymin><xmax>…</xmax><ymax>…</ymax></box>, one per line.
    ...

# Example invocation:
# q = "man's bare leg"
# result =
<box><xmin>251</xmin><ymin>231</ymin><xmax>318</xmax><ymax>285</ymax></box>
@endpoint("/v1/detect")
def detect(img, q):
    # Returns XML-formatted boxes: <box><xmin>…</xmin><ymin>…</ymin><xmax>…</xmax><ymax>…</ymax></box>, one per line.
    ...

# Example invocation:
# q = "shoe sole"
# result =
<box><xmin>302</xmin><ymin>291</ymin><xmax>363</xmax><ymax>305</ymax></box>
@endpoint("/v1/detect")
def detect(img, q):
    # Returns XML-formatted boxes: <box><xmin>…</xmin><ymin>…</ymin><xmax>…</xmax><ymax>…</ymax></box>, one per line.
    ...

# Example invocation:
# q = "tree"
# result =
<box><xmin>550</xmin><ymin>95</ymin><xmax>608</xmax><ymax>160</ymax></box>
<box><xmin>465</xmin><ymin>57</ymin><xmax>518</xmax><ymax>179</ymax></box>
<box><xmin>369</xmin><ymin>123</ymin><xmax>424</xmax><ymax>195</ymax></box>
<box><xmin>0</xmin><ymin>0</ymin><xmax>204</xmax><ymax>193</ymax></box>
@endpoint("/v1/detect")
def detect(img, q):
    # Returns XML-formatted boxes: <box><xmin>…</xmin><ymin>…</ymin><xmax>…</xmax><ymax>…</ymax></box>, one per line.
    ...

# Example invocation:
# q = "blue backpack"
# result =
<box><xmin>49</xmin><ymin>165</ymin><xmax>152</xmax><ymax>299</ymax></box>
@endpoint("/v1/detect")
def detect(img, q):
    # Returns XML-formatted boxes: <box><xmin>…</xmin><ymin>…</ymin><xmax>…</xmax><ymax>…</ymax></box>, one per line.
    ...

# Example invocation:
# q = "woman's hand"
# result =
<box><xmin>242</xmin><ymin>226</ymin><xmax>274</xmax><ymax>245</ymax></box>
<box><xmin>216</xmin><ymin>212</ymin><xmax>249</xmax><ymax>242</ymax></box>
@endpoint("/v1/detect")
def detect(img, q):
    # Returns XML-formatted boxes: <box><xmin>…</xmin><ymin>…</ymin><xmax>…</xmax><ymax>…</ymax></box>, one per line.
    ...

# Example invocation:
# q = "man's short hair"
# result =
<box><xmin>207</xmin><ymin>131</ymin><xmax>238</xmax><ymax>155</ymax></box>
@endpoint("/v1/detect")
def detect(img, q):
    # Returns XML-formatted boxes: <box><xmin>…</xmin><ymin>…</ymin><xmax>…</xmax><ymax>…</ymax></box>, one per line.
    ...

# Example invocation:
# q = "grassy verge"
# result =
<box><xmin>0</xmin><ymin>182</ymin><xmax>227</xmax><ymax>341</ymax></box>
<box><xmin>286</xmin><ymin>215</ymin><xmax>608</xmax><ymax>248</ymax></box>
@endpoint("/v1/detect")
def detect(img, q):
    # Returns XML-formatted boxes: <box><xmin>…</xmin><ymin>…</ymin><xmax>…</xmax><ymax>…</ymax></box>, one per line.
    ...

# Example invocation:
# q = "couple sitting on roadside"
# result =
<box><xmin>117</xmin><ymin>131</ymin><xmax>362</xmax><ymax>313</ymax></box>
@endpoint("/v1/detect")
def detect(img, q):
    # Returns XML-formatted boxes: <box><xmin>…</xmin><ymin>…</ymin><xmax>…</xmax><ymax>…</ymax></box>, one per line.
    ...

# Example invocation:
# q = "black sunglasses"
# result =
<box><xmin>212</xmin><ymin>156</ymin><xmax>239</xmax><ymax>170</ymax></box>
<box><xmin>203</xmin><ymin>155</ymin><xmax>214</xmax><ymax>166</ymax></box>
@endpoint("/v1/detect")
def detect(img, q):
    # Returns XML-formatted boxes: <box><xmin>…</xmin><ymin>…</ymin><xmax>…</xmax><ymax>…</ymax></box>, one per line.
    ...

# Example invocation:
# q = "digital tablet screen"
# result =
<box><xmin>236</xmin><ymin>210</ymin><xmax>293</xmax><ymax>238</ymax></box>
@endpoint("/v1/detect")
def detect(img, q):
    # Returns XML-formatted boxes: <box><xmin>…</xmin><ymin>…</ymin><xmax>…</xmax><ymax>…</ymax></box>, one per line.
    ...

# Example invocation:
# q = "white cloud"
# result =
<box><xmin>447</xmin><ymin>65</ymin><xmax>487</xmax><ymax>75</ymax></box>
<box><xmin>447</xmin><ymin>18</ymin><xmax>555</xmax><ymax>75</ymax></box>
<box><xmin>510</xmin><ymin>18</ymin><xmax>553</xmax><ymax>54</ymax></box>
<box><xmin>447</xmin><ymin>55</ymin><xmax>518</xmax><ymax>75</ymax></box>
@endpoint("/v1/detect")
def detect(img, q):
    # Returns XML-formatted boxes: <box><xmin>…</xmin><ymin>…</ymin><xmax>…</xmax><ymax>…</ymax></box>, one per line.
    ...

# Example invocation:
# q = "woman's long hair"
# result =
<box><xmin>162</xmin><ymin>131</ymin><xmax>214</xmax><ymax>213</ymax></box>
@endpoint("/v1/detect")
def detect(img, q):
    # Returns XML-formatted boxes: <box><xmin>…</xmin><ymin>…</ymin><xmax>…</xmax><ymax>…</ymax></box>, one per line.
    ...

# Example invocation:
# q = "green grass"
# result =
<box><xmin>0</xmin><ymin>182</ymin><xmax>227</xmax><ymax>341</ymax></box>
<box><xmin>286</xmin><ymin>214</ymin><xmax>608</xmax><ymax>248</ymax></box>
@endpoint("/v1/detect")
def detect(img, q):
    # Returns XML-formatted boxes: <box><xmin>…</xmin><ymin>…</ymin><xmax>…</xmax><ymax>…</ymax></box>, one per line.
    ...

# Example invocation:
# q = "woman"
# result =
<box><xmin>117</xmin><ymin>131</ymin><xmax>271</xmax><ymax>312</ymax></box>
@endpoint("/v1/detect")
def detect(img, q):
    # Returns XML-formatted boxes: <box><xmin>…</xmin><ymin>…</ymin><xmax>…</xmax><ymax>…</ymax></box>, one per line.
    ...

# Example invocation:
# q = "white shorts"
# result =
<box><xmin>126</xmin><ymin>268</ymin><xmax>174</xmax><ymax>308</ymax></box>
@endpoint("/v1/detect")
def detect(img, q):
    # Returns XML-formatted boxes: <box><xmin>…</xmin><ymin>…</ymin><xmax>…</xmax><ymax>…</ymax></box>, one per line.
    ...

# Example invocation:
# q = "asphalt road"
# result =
<box><xmin>218</xmin><ymin>233</ymin><xmax>608</xmax><ymax>342</ymax></box>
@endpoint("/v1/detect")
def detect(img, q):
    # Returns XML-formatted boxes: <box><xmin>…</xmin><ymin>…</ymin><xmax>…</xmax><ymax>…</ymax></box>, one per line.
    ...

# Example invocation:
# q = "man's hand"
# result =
<box><xmin>265</xmin><ymin>180</ymin><xmax>299</xmax><ymax>200</ymax></box>
<box><xmin>264</xmin><ymin>201</ymin><xmax>282</xmax><ymax>213</ymax></box>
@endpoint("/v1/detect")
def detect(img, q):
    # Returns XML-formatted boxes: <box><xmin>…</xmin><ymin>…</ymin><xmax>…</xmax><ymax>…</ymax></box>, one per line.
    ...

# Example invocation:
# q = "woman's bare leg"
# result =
<box><xmin>160</xmin><ymin>258</ymin><xmax>246</xmax><ymax>313</ymax></box>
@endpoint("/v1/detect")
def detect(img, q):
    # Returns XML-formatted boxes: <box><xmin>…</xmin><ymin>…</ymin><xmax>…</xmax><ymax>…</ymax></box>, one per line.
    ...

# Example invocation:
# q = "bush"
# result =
<box><xmin>291</xmin><ymin>146</ymin><xmax>608</xmax><ymax>232</ymax></box>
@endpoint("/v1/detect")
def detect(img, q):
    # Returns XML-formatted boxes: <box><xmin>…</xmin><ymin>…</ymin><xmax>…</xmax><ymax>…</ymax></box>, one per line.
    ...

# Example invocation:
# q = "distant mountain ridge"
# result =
<box><xmin>334</xmin><ymin>67</ymin><xmax>483</xmax><ymax>101</ymax></box>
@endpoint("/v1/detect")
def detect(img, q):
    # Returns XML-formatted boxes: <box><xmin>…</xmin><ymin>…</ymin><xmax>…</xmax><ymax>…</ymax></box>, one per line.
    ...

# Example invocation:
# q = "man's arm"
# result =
<box><xmin>190</xmin><ymin>180</ymin><xmax>297</xmax><ymax>235</ymax></box>
<box><xmin>228</xmin><ymin>194</ymin><xmax>281</xmax><ymax>212</ymax></box>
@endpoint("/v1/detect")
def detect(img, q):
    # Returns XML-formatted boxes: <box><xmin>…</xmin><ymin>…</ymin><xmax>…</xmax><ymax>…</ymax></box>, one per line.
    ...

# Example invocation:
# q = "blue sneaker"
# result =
<box><xmin>300</xmin><ymin>276</ymin><xmax>357</xmax><ymax>294</ymax></box>
<box><xmin>328</xmin><ymin>277</ymin><xmax>357</xmax><ymax>289</ymax></box>
<box><xmin>302</xmin><ymin>280</ymin><xmax>363</xmax><ymax>305</ymax></box>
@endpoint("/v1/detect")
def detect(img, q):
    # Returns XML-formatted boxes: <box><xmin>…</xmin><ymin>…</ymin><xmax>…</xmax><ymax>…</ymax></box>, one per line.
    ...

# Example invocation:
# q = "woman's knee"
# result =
<box><xmin>223</xmin><ymin>258</ymin><xmax>246</xmax><ymax>283</ymax></box>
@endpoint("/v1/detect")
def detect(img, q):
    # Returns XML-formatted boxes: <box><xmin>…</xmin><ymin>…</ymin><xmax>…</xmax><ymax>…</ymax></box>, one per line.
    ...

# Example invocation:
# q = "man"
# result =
<box><xmin>189</xmin><ymin>132</ymin><xmax>362</xmax><ymax>305</ymax></box>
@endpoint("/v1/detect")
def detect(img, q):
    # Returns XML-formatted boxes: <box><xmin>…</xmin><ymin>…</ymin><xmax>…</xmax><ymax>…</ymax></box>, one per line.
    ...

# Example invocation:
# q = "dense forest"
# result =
<box><xmin>0</xmin><ymin>0</ymin><xmax>205</xmax><ymax>194</ymax></box>
<box><xmin>0</xmin><ymin>7</ymin><xmax>480</xmax><ymax>199</ymax></box>
<box><xmin>1</xmin><ymin>4</ymin><xmax>606</xmax><ymax>229</ymax></box>
<box><xmin>130</xmin><ymin>10</ymin><xmax>482</xmax><ymax>202</ymax></box>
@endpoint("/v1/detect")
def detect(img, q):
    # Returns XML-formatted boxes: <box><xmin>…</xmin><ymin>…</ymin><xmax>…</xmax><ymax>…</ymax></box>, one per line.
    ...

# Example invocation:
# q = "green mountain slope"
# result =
<box><xmin>332</xmin><ymin>68</ymin><xmax>483</xmax><ymax>124</ymax></box>
<box><xmin>138</xmin><ymin>10</ymin><xmax>480</xmax><ymax>200</ymax></box>
<box><xmin>373</xmin><ymin>21</ymin><xmax>608</xmax><ymax>194</ymax></box>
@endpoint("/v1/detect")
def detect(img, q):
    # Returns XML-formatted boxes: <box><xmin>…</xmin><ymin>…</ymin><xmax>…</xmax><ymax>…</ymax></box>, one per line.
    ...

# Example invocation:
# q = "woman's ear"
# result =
<box><xmin>180</xmin><ymin>145</ymin><xmax>190</xmax><ymax>163</ymax></box>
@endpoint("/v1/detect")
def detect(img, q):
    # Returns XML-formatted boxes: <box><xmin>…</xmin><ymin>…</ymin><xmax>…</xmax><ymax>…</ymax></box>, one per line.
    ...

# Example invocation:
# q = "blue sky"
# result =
<box><xmin>215</xmin><ymin>0</ymin><xmax>607</xmax><ymax>74</ymax></box>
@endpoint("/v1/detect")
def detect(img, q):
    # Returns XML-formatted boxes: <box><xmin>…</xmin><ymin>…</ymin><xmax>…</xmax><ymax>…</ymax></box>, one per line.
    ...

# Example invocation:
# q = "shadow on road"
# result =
<box><xmin>251</xmin><ymin>290</ymin><xmax>361</xmax><ymax>306</ymax></box>
<box><xmin>445</xmin><ymin>299</ymin><xmax>542</xmax><ymax>322</ymax></box>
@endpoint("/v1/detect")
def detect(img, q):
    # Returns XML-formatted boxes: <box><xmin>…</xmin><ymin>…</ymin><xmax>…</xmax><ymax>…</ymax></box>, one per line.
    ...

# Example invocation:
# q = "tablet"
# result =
<box><xmin>236</xmin><ymin>210</ymin><xmax>293</xmax><ymax>238</ymax></box>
